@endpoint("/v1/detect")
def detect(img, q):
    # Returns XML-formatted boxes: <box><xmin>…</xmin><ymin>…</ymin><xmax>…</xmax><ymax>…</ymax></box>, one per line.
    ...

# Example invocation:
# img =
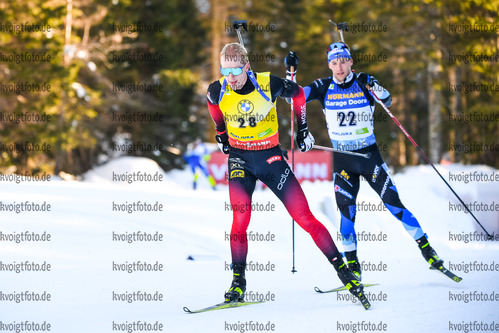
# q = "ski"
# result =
<box><xmin>314</xmin><ymin>283</ymin><xmax>379</xmax><ymax>294</ymax></box>
<box><xmin>315</xmin><ymin>284</ymin><xmax>376</xmax><ymax>310</ymax></box>
<box><xmin>430</xmin><ymin>264</ymin><xmax>463</xmax><ymax>282</ymax></box>
<box><xmin>356</xmin><ymin>291</ymin><xmax>371</xmax><ymax>310</ymax></box>
<box><xmin>183</xmin><ymin>301</ymin><xmax>264</xmax><ymax>314</ymax></box>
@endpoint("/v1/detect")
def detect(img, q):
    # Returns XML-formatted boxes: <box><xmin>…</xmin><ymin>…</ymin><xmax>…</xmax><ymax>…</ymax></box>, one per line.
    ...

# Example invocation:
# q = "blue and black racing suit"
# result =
<box><xmin>305</xmin><ymin>72</ymin><xmax>426</xmax><ymax>252</ymax></box>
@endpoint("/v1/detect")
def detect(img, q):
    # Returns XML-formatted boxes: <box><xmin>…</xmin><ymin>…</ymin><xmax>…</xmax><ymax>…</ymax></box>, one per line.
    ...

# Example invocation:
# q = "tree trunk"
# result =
<box><xmin>428</xmin><ymin>59</ymin><xmax>442</xmax><ymax>164</ymax></box>
<box><xmin>211</xmin><ymin>0</ymin><xmax>229</xmax><ymax>81</ymax></box>
<box><xmin>448</xmin><ymin>65</ymin><xmax>463</xmax><ymax>163</ymax></box>
<box><xmin>392</xmin><ymin>57</ymin><xmax>407</xmax><ymax>166</ymax></box>
<box><xmin>56</xmin><ymin>0</ymin><xmax>73</xmax><ymax>174</ymax></box>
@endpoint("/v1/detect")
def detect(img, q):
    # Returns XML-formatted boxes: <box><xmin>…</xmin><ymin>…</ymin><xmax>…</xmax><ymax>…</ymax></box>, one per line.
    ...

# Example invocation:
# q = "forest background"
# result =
<box><xmin>1</xmin><ymin>0</ymin><xmax>498</xmax><ymax>176</ymax></box>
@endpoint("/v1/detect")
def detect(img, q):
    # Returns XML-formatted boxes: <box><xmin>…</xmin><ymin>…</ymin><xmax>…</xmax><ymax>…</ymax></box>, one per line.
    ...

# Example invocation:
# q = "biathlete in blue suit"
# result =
<box><xmin>184</xmin><ymin>139</ymin><xmax>217</xmax><ymax>190</ymax></box>
<box><xmin>291</xmin><ymin>42</ymin><xmax>444</xmax><ymax>280</ymax></box>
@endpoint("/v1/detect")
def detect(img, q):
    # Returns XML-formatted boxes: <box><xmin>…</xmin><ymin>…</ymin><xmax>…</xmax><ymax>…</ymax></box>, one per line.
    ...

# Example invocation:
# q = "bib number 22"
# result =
<box><xmin>338</xmin><ymin>111</ymin><xmax>356</xmax><ymax>127</ymax></box>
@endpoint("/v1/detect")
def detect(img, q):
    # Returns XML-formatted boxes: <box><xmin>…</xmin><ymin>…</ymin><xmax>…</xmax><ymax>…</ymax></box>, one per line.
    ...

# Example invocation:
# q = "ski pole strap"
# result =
<box><xmin>247</xmin><ymin>71</ymin><xmax>271</xmax><ymax>102</ymax></box>
<box><xmin>219</xmin><ymin>72</ymin><xmax>271</xmax><ymax>105</ymax></box>
<box><xmin>218</xmin><ymin>79</ymin><xmax>227</xmax><ymax>104</ymax></box>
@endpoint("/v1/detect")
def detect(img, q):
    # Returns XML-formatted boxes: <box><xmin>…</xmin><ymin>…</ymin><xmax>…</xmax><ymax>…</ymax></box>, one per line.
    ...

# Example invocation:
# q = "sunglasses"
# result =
<box><xmin>220</xmin><ymin>65</ymin><xmax>245</xmax><ymax>76</ymax></box>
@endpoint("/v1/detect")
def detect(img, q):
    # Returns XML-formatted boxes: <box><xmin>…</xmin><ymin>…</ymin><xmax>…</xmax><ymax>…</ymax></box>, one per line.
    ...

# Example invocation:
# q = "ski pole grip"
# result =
<box><xmin>233</xmin><ymin>20</ymin><xmax>248</xmax><ymax>31</ymax></box>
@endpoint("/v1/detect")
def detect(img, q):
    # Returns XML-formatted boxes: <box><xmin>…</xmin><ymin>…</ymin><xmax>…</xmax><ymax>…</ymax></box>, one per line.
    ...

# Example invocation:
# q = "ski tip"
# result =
<box><xmin>183</xmin><ymin>307</ymin><xmax>192</xmax><ymax>313</ymax></box>
<box><xmin>429</xmin><ymin>264</ymin><xmax>463</xmax><ymax>282</ymax></box>
<box><xmin>358</xmin><ymin>293</ymin><xmax>371</xmax><ymax>310</ymax></box>
<box><xmin>315</xmin><ymin>283</ymin><xmax>378</xmax><ymax>294</ymax></box>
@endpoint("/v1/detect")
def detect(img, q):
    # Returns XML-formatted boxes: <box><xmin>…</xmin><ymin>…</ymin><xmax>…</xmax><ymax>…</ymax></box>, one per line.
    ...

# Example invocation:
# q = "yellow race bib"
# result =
<box><xmin>218</xmin><ymin>72</ymin><xmax>279</xmax><ymax>149</ymax></box>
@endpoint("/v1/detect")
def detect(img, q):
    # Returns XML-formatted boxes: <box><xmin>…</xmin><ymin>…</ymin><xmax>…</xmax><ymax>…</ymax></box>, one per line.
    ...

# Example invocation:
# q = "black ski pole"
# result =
<box><xmin>286</xmin><ymin>52</ymin><xmax>298</xmax><ymax>273</ymax></box>
<box><xmin>329</xmin><ymin>20</ymin><xmax>349</xmax><ymax>43</ymax></box>
<box><xmin>313</xmin><ymin>145</ymin><xmax>371</xmax><ymax>158</ymax></box>
<box><xmin>330</xmin><ymin>18</ymin><xmax>493</xmax><ymax>240</ymax></box>
<box><xmin>366</xmin><ymin>86</ymin><xmax>493</xmax><ymax>239</ymax></box>
<box><xmin>233</xmin><ymin>20</ymin><xmax>252</xmax><ymax>71</ymax></box>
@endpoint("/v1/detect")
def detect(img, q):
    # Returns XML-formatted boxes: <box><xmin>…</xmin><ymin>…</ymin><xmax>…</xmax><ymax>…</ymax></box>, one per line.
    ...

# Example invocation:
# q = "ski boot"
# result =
<box><xmin>332</xmin><ymin>257</ymin><xmax>370</xmax><ymax>309</ymax></box>
<box><xmin>224</xmin><ymin>262</ymin><xmax>246</xmax><ymax>303</ymax></box>
<box><xmin>345</xmin><ymin>250</ymin><xmax>362</xmax><ymax>281</ymax></box>
<box><xmin>416</xmin><ymin>235</ymin><xmax>443</xmax><ymax>269</ymax></box>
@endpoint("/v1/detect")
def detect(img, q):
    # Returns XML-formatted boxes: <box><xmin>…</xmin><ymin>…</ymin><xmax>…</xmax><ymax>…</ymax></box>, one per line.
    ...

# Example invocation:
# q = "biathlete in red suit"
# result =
<box><xmin>206</xmin><ymin>42</ymin><xmax>366</xmax><ymax>304</ymax></box>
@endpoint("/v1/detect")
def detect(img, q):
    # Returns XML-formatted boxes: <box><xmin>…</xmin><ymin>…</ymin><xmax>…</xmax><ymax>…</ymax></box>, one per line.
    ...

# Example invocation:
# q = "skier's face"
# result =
<box><xmin>220</xmin><ymin>55</ymin><xmax>249</xmax><ymax>91</ymax></box>
<box><xmin>329</xmin><ymin>58</ymin><xmax>353</xmax><ymax>83</ymax></box>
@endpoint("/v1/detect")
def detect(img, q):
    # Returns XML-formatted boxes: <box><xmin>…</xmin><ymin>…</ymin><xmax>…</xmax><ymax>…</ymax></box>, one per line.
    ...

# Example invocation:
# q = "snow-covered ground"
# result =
<box><xmin>1</xmin><ymin>156</ymin><xmax>498</xmax><ymax>333</ymax></box>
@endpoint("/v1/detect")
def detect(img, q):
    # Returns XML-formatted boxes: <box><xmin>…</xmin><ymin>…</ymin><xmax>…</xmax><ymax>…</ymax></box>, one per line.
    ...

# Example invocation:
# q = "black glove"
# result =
<box><xmin>284</xmin><ymin>51</ymin><xmax>299</xmax><ymax>72</ymax></box>
<box><xmin>215</xmin><ymin>132</ymin><xmax>229</xmax><ymax>154</ymax></box>
<box><xmin>296</xmin><ymin>128</ymin><xmax>315</xmax><ymax>153</ymax></box>
<box><xmin>356</xmin><ymin>72</ymin><xmax>375</xmax><ymax>88</ymax></box>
